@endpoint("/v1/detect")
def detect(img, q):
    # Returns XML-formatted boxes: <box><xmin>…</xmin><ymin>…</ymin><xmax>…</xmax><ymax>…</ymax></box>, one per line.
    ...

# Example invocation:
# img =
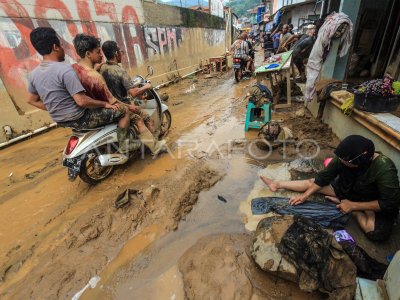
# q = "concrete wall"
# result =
<box><xmin>0</xmin><ymin>0</ymin><xmax>226</xmax><ymax>143</ymax></box>
<box><xmin>308</xmin><ymin>100</ymin><xmax>400</xmax><ymax>176</ymax></box>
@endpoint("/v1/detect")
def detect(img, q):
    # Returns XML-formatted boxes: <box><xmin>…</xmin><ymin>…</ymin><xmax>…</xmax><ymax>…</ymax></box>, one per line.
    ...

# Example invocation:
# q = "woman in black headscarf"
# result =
<box><xmin>260</xmin><ymin>135</ymin><xmax>400</xmax><ymax>241</ymax></box>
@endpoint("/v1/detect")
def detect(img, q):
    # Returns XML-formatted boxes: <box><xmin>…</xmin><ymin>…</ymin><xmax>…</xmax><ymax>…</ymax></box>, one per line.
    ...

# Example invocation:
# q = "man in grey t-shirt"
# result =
<box><xmin>27</xmin><ymin>27</ymin><xmax>136</xmax><ymax>153</ymax></box>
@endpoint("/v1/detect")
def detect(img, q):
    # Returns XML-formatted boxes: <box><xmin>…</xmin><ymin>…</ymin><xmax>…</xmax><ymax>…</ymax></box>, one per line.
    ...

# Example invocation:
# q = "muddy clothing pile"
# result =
<box><xmin>278</xmin><ymin>217</ymin><xmax>357</xmax><ymax>299</ymax></box>
<box><xmin>252</xmin><ymin>216</ymin><xmax>357</xmax><ymax>300</ymax></box>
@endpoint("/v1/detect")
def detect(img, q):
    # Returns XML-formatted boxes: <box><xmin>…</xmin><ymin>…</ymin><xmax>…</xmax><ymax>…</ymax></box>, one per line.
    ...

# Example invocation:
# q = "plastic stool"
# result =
<box><xmin>245</xmin><ymin>102</ymin><xmax>272</xmax><ymax>131</ymax></box>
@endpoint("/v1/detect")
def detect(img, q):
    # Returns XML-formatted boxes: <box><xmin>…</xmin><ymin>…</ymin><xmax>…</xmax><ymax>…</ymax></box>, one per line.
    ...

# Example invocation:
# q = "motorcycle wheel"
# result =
<box><xmin>234</xmin><ymin>69</ymin><xmax>242</xmax><ymax>83</ymax></box>
<box><xmin>79</xmin><ymin>148</ymin><xmax>114</xmax><ymax>185</ymax></box>
<box><xmin>160</xmin><ymin>110</ymin><xmax>172</xmax><ymax>137</ymax></box>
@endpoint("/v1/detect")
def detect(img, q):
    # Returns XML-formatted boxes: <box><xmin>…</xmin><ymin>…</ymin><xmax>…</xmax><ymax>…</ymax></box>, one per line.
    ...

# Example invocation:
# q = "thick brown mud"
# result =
<box><xmin>2</xmin><ymin>51</ymin><xmax>397</xmax><ymax>300</ymax></box>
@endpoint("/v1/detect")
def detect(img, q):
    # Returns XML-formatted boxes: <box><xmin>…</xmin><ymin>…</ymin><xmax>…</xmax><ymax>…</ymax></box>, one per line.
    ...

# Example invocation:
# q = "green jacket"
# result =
<box><xmin>315</xmin><ymin>154</ymin><xmax>400</xmax><ymax>219</ymax></box>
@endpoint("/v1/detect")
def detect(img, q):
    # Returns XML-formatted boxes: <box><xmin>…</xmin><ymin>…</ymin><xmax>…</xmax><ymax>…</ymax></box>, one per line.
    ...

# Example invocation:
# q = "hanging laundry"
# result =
<box><xmin>305</xmin><ymin>12</ymin><xmax>353</xmax><ymax>103</ymax></box>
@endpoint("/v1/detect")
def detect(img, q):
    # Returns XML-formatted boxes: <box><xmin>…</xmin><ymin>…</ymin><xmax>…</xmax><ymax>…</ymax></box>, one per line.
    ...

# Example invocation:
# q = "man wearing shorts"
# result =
<box><xmin>27</xmin><ymin>27</ymin><xmax>134</xmax><ymax>154</ymax></box>
<box><xmin>70</xmin><ymin>33</ymin><xmax>165</xmax><ymax>155</ymax></box>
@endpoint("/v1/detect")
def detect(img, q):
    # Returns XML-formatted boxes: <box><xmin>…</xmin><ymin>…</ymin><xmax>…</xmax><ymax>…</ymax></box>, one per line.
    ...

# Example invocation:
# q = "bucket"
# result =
<box><xmin>353</xmin><ymin>91</ymin><xmax>400</xmax><ymax>113</ymax></box>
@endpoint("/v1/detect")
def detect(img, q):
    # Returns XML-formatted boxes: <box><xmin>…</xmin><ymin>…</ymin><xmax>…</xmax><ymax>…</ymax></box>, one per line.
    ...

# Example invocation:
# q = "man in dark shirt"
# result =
<box><xmin>290</xmin><ymin>25</ymin><xmax>316</xmax><ymax>82</ymax></box>
<box><xmin>99</xmin><ymin>40</ymin><xmax>152</xmax><ymax>104</ymax></box>
<box><xmin>259</xmin><ymin>135</ymin><xmax>400</xmax><ymax>242</ymax></box>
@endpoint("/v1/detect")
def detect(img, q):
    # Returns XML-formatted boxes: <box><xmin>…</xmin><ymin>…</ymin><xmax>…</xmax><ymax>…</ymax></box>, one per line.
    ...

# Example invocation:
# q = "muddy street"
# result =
<box><xmin>1</xmin><ymin>57</ymin><xmax>398</xmax><ymax>299</ymax></box>
<box><xmin>0</xmin><ymin>69</ymin><xmax>255</xmax><ymax>299</ymax></box>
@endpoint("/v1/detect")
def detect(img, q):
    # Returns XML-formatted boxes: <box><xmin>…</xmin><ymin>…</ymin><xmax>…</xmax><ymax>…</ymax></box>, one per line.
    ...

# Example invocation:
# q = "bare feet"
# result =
<box><xmin>259</xmin><ymin>175</ymin><xmax>279</xmax><ymax>192</ymax></box>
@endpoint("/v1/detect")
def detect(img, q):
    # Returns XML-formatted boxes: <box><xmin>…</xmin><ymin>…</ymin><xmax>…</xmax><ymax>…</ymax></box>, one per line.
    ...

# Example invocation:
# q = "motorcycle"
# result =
<box><xmin>62</xmin><ymin>66</ymin><xmax>172</xmax><ymax>185</ymax></box>
<box><xmin>232</xmin><ymin>57</ymin><xmax>252</xmax><ymax>83</ymax></box>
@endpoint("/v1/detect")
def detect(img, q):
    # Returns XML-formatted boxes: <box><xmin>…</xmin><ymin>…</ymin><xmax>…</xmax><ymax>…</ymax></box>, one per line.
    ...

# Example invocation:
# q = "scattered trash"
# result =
<box><xmin>217</xmin><ymin>195</ymin><xmax>227</xmax><ymax>203</ymax></box>
<box><xmin>185</xmin><ymin>84</ymin><xmax>196</xmax><ymax>94</ymax></box>
<box><xmin>114</xmin><ymin>189</ymin><xmax>143</xmax><ymax>208</ymax></box>
<box><xmin>8</xmin><ymin>172</ymin><xmax>13</xmax><ymax>178</ymax></box>
<box><xmin>289</xmin><ymin>158</ymin><xmax>319</xmax><ymax>173</ymax></box>
<box><xmin>72</xmin><ymin>276</ymin><xmax>101</xmax><ymax>300</ymax></box>
<box><xmin>295</xmin><ymin>109</ymin><xmax>305</xmax><ymax>117</ymax></box>
<box><xmin>205</xmin><ymin>74</ymin><xmax>216</xmax><ymax>79</ymax></box>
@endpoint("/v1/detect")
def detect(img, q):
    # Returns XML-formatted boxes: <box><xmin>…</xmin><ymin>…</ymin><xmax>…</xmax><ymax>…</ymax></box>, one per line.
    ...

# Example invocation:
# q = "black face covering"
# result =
<box><xmin>334</xmin><ymin>135</ymin><xmax>375</xmax><ymax>196</ymax></box>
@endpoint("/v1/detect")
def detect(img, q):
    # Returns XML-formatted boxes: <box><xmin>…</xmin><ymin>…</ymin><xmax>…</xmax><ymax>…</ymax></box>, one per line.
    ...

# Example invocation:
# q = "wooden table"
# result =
<box><xmin>209</xmin><ymin>56</ymin><xmax>227</xmax><ymax>72</ymax></box>
<box><xmin>255</xmin><ymin>51</ymin><xmax>293</xmax><ymax>109</ymax></box>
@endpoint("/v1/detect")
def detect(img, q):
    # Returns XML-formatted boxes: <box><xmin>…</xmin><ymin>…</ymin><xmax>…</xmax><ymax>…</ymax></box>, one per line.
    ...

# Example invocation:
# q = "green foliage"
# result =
<box><xmin>227</xmin><ymin>0</ymin><xmax>262</xmax><ymax>18</ymax></box>
<box><xmin>393</xmin><ymin>81</ymin><xmax>400</xmax><ymax>95</ymax></box>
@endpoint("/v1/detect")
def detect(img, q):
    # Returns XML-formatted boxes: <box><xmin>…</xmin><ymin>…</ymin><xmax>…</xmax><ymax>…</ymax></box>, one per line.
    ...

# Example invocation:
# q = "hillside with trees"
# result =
<box><xmin>226</xmin><ymin>0</ymin><xmax>262</xmax><ymax>17</ymax></box>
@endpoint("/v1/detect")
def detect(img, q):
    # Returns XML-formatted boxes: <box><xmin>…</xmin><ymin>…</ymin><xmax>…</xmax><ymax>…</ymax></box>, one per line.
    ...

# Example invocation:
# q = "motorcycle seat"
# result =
<box><xmin>71</xmin><ymin>126</ymin><xmax>105</xmax><ymax>133</ymax></box>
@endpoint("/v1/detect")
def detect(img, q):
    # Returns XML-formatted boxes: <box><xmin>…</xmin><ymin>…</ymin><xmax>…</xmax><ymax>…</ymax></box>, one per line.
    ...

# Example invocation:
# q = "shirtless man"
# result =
<box><xmin>71</xmin><ymin>34</ymin><xmax>165</xmax><ymax>155</ymax></box>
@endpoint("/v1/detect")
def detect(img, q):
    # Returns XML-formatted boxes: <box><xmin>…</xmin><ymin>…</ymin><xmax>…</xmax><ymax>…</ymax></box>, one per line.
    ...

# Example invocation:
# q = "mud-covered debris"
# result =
<box><xmin>295</xmin><ymin>109</ymin><xmax>305</xmax><ymax>117</ymax></box>
<box><xmin>217</xmin><ymin>195</ymin><xmax>227</xmax><ymax>203</ymax></box>
<box><xmin>160</xmin><ymin>93</ymin><xmax>169</xmax><ymax>102</ymax></box>
<box><xmin>289</xmin><ymin>158</ymin><xmax>319</xmax><ymax>173</ymax></box>
<box><xmin>114</xmin><ymin>189</ymin><xmax>143</xmax><ymax>208</ymax></box>
<box><xmin>173</xmin><ymin>101</ymin><xmax>184</xmax><ymax>106</ymax></box>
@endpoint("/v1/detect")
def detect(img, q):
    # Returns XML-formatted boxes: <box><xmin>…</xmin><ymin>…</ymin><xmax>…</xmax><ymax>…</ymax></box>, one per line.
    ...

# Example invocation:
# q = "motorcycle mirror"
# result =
<box><xmin>146</xmin><ymin>66</ymin><xmax>154</xmax><ymax>78</ymax></box>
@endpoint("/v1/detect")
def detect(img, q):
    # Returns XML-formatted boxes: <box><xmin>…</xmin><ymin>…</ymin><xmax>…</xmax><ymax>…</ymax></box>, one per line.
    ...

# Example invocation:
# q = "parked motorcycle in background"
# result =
<box><xmin>62</xmin><ymin>66</ymin><xmax>172</xmax><ymax>185</ymax></box>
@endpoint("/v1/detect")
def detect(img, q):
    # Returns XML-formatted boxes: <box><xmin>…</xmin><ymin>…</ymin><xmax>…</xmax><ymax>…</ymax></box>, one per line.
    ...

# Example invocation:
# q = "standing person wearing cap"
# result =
<box><xmin>260</xmin><ymin>135</ymin><xmax>400</xmax><ymax>242</ymax></box>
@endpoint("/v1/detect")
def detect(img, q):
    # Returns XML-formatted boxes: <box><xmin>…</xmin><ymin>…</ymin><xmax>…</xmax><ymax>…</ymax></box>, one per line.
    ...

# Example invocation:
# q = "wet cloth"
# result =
<box><xmin>305</xmin><ymin>12</ymin><xmax>353</xmax><ymax>102</ymax></box>
<box><xmin>334</xmin><ymin>230</ymin><xmax>388</xmax><ymax>280</ymax></box>
<box><xmin>99</xmin><ymin>62</ymin><xmax>137</xmax><ymax>104</ymax></box>
<box><xmin>278</xmin><ymin>216</ymin><xmax>357</xmax><ymax>299</ymax></box>
<box><xmin>251</xmin><ymin>197</ymin><xmax>349</xmax><ymax>228</ymax></box>
<box><xmin>28</xmin><ymin>61</ymin><xmax>85</xmax><ymax>122</ymax></box>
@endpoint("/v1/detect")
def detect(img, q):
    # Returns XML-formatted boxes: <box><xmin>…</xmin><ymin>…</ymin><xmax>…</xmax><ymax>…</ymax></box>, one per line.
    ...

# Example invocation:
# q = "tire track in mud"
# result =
<box><xmin>1</xmin><ymin>160</ymin><xmax>224</xmax><ymax>299</ymax></box>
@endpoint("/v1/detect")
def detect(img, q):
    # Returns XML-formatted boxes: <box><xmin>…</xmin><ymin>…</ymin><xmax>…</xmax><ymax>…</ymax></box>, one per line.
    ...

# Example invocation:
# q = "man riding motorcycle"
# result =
<box><xmin>70</xmin><ymin>33</ymin><xmax>165</xmax><ymax>155</ymax></box>
<box><xmin>99</xmin><ymin>40</ymin><xmax>156</xmax><ymax>134</ymax></box>
<box><xmin>27</xmin><ymin>27</ymin><xmax>130</xmax><ymax>152</ymax></box>
<box><xmin>230</xmin><ymin>33</ymin><xmax>253</xmax><ymax>73</ymax></box>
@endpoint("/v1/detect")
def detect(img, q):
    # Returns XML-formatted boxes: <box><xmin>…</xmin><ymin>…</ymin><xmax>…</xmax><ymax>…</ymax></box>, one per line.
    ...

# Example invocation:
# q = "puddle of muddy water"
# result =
<box><xmin>77</xmin><ymin>88</ymin><xmax>264</xmax><ymax>299</ymax></box>
<box><xmin>82</xmin><ymin>152</ymin><xmax>261</xmax><ymax>299</ymax></box>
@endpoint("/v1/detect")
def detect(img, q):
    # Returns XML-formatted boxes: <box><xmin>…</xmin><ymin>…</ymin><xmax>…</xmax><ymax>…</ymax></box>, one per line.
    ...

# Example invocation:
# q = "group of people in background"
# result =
<box><xmin>262</xmin><ymin>20</ymin><xmax>322</xmax><ymax>82</ymax></box>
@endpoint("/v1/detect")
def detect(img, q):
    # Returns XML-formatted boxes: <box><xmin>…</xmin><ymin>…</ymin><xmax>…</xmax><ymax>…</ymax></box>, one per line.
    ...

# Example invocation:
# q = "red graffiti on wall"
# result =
<box><xmin>122</xmin><ymin>6</ymin><xmax>146</xmax><ymax>68</ymax></box>
<box><xmin>0</xmin><ymin>0</ymin><xmax>146</xmax><ymax>114</ymax></box>
<box><xmin>76</xmin><ymin>0</ymin><xmax>98</xmax><ymax>35</ymax></box>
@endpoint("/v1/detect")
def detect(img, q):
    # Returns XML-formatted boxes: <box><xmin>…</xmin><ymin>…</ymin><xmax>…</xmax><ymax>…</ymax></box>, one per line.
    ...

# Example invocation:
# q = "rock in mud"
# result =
<box><xmin>179</xmin><ymin>233</ymin><xmax>321</xmax><ymax>300</ymax></box>
<box><xmin>179</xmin><ymin>234</ymin><xmax>254</xmax><ymax>300</ymax></box>
<box><xmin>289</xmin><ymin>158</ymin><xmax>319</xmax><ymax>173</ymax></box>
<box><xmin>251</xmin><ymin>216</ymin><xmax>298</xmax><ymax>282</ymax></box>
